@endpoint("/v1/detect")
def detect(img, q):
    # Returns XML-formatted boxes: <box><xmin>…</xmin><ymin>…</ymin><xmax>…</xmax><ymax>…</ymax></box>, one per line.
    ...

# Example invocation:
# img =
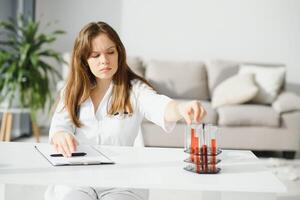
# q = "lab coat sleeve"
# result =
<box><xmin>49</xmin><ymin>89</ymin><xmax>75</xmax><ymax>142</ymax></box>
<box><xmin>133</xmin><ymin>80</ymin><xmax>176</xmax><ymax>133</ymax></box>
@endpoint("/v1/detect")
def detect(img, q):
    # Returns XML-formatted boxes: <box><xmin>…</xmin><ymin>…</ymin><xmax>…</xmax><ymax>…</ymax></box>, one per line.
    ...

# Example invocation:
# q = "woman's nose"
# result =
<box><xmin>99</xmin><ymin>54</ymin><xmax>109</xmax><ymax>64</ymax></box>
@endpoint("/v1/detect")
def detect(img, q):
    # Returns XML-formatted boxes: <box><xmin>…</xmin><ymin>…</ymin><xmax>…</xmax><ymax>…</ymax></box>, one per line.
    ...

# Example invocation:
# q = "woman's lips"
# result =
<box><xmin>100</xmin><ymin>67</ymin><xmax>112</xmax><ymax>72</ymax></box>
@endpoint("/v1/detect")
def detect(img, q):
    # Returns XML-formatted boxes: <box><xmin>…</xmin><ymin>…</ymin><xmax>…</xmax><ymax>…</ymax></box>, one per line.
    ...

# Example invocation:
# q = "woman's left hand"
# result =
<box><xmin>177</xmin><ymin>100</ymin><xmax>206</xmax><ymax>125</ymax></box>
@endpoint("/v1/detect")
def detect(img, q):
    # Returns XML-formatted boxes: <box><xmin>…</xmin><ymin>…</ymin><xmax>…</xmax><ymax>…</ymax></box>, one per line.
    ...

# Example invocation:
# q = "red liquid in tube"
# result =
<box><xmin>194</xmin><ymin>137</ymin><xmax>201</xmax><ymax>173</ymax></box>
<box><xmin>201</xmin><ymin>144</ymin><xmax>208</xmax><ymax>172</ymax></box>
<box><xmin>211</xmin><ymin>139</ymin><xmax>217</xmax><ymax>172</ymax></box>
<box><xmin>190</xmin><ymin>128</ymin><xmax>195</xmax><ymax>162</ymax></box>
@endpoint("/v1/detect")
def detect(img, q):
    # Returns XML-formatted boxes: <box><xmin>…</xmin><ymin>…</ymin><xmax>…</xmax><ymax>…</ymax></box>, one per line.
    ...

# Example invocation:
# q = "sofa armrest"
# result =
<box><xmin>272</xmin><ymin>91</ymin><xmax>300</xmax><ymax>114</ymax></box>
<box><xmin>281</xmin><ymin>111</ymin><xmax>300</xmax><ymax>152</ymax></box>
<box><xmin>281</xmin><ymin>111</ymin><xmax>300</xmax><ymax>130</ymax></box>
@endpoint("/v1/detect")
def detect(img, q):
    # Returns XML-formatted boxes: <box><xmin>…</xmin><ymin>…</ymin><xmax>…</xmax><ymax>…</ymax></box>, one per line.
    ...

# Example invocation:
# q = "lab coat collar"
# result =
<box><xmin>88</xmin><ymin>82</ymin><xmax>113</xmax><ymax>118</ymax></box>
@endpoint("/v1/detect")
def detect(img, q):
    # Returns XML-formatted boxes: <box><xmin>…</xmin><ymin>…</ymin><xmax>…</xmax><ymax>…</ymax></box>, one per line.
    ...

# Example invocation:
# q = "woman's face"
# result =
<box><xmin>87</xmin><ymin>33</ymin><xmax>118</xmax><ymax>82</ymax></box>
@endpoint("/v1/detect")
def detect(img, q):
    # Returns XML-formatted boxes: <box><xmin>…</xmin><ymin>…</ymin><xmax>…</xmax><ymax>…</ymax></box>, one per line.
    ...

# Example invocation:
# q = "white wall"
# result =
<box><xmin>36</xmin><ymin>0</ymin><xmax>300</xmax><ymax>91</ymax></box>
<box><xmin>36</xmin><ymin>0</ymin><xmax>122</xmax><ymax>53</ymax></box>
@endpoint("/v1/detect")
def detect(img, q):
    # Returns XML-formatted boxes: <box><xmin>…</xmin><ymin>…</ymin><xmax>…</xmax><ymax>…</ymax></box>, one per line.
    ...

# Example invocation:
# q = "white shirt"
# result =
<box><xmin>49</xmin><ymin>80</ymin><xmax>176</xmax><ymax>146</ymax></box>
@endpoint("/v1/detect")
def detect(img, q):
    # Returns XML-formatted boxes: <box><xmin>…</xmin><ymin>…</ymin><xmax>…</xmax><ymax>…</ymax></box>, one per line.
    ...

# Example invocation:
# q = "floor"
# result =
<box><xmin>3</xmin><ymin>133</ymin><xmax>300</xmax><ymax>200</ymax></box>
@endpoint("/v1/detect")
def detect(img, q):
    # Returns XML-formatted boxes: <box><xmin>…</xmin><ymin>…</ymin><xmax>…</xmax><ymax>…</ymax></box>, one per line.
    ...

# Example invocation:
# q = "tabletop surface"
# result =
<box><xmin>0</xmin><ymin>142</ymin><xmax>286</xmax><ymax>193</ymax></box>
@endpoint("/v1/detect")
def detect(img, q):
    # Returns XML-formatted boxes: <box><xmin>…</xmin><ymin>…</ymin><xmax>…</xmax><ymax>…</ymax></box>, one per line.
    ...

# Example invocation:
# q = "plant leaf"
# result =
<box><xmin>0</xmin><ymin>14</ymin><xmax>65</xmax><ymax>115</ymax></box>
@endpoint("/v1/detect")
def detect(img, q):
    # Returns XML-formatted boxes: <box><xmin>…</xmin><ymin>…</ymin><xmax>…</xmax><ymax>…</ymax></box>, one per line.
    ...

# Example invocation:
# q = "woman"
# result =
<box><xmin>47</xmin><ymin>21</ymin><xmax>206</xmax><ymax>200</ymax></box>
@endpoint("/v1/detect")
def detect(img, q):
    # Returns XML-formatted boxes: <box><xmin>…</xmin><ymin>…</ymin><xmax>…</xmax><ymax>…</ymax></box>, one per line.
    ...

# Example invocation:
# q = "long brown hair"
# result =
<box><xmin>64</xmin><ymin>21</ymin><xmax>151</xmax><ymax>127</ymax></box>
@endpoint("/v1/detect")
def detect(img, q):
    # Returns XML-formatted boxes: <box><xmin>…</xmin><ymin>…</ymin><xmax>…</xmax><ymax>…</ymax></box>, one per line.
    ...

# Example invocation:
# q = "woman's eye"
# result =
<box><xmin>107</xmin><ymin>51</ymin><xmax>114</xmax><ymax>55</ymax></box>
<box><xmin>91</xmin><ymin>54</ymin><xmax>100</xmax><ymax>58</ymax></box>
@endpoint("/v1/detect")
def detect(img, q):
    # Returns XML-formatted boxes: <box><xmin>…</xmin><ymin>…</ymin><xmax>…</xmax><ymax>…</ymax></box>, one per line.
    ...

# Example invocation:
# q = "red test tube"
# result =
<box><xmin>195</xmin><ymin>125</ymin><xmax>204</xmax><ymax>173</ymax></box>
<box><xmin>194</xmin><ymin>133</ymin><xmax>200</xmax><ymax>173</ymax></box>
<box><xmin>211</xmin><ymin>138</ymin><xmax>217</xmax><ymax>172</ymax></box>
<box><xmin>200</xmin><ymin>124</ymin><xmax>208</xmax><ymax>172</ymax></box>
<box><xmin>190</xmin><ymin>127</ymin><xmax>195</xmax><ymax>162</ymax></box>
<box><xmin>205</xmin><ymin>124</ymin><xmax>219</xmax><ymax>173</ymax></box>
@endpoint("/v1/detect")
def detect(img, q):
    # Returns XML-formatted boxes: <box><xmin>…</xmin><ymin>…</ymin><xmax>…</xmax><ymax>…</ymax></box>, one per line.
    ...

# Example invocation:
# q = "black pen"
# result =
<box><xmin>50</xmin><ymin>152</ymin><xmax>87</xmax><ymax>157</ymax></box>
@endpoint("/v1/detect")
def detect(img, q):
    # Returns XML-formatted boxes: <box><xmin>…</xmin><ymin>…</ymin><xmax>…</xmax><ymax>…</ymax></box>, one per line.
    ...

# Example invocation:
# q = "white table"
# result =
<box><xmin>0</xmin><ymin>142</ymin><xmax>285</xmax><ymax>200</ymax></box>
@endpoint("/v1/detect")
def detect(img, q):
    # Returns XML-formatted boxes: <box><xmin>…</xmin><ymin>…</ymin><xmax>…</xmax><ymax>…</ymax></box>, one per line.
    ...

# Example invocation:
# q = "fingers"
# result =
<box><xmin>52</xmin><ymin>132</ymin><xmax>77</xmax><ymax>157</ymax></box>
<box><xmin>195</xmin><ymin>102</ymin><xmax>206</xmax><ymax>122</ymax></box>
<box><xmin>187</xmin><ymin>101</ymin><xmax>207</xmax><ymax>124</ymax></box>
<box><xmin>192</xmin><ymin>101</ymin><xmax>200</xmax><ymax>122</ymax></box>
<box><xmin>200</xmin><ymin>107</ymin><xmax>207</xmax><ymax>121</ymax></box>
<box><xmin>61</xmin><ymin>139</ymin><xmax>72</xmax><ymax>157</ymax></box>
<box><xmin>66</xmin><ymin>134</ymin><xmax>76</xmax><ymax>153</ymax></box>
<box><xmin>183</xmin><ymin>106</ymin><xmax>193</xmax><ymax>125</ymax></box>
<box><xmin>54</xmin><ymin>143</ymin><xmax>59</xmax><ymax>153</ymax></box>
<box><xmin>58</xmin><ymin>142</ymin><xmax>68</xmax><ymax>157</ymax></box>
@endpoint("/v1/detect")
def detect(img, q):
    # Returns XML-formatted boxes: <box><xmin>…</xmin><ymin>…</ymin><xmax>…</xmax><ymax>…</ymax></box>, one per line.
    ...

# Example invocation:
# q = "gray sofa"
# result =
<box><xmin>127</xmin><ymin>57</ymin><xmax>300</xmax><ymax>156</ymax></box>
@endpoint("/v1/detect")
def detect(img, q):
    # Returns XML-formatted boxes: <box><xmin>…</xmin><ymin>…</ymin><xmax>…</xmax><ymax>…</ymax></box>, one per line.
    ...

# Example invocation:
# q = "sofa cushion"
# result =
<box><xmin>218</xmin><ymin>104</ymin><xmax>280</xmax><ymax>127</ymax></box>
<box><xmin>272</xmin><ymin>92</ymin><xmax>300</xmax><ymax>114</ymax></box>
<box><xmin>212</xmin><ymin>74</ymin><xmax>258</xmax><ymax>108</ymax></box>
<box><xmin>239</xmin><ymin>64</ymin><xmax>286</xmax><ymax>104</ymax></box>
<box><xmin>206</xmin><ymin>60</ymin><xmax>240</xmax><ymax>97</ymax></box>
<box><xmin>145</xmin><ymin>60</ymin><xmax>209</xmax><ymax>100</ymax></box>
<box><xmin>127</xmin><ymin>57</ymin><xmax>145</xmax><ymax>77</ymax></box>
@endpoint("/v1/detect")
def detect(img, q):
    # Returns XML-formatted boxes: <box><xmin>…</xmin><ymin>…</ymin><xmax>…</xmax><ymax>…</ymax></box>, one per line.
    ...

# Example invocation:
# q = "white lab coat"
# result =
<box><xmin>50</xmin><ymin>79</ymin><xmax>176</xmax><ymax>147</ymax></box>
<box><xmin>46</xmin><ymin>80</ymin><xmax>176</xmax><ymax>200</ymax></box>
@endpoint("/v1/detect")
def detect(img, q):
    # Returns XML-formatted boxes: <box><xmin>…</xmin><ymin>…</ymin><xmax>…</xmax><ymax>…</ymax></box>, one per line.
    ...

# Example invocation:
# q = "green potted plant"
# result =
<box><xmin>0</xmin><ymin>15</ymin><xmax>65</xmax><ymax>121</ymax></box>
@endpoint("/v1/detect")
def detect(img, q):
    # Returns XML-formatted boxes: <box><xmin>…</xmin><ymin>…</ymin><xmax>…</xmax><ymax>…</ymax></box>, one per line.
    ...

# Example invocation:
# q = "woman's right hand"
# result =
<box><xmin>51</xmin><ymin>132</ymin><xmax>78</xmax><ymax>157</ymax></box>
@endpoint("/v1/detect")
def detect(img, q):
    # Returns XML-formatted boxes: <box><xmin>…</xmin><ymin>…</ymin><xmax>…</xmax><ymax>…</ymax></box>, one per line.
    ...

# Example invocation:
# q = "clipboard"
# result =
<box><xmin>35</xmin><ymin>144</ymin><xmax>114</xmax><ymax>166</ymax></box>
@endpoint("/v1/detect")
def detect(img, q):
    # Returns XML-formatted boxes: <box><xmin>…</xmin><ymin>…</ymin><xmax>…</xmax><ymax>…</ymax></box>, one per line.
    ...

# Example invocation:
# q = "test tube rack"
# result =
<box><xmin>183</xmin><ymin>124</ymin><xmax>221</xmax><ymax>174</ymax></box>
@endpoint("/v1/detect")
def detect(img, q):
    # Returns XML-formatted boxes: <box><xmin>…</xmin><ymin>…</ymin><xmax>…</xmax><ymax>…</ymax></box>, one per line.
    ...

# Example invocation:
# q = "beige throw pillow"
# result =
<box><xmin>239</xmin><ymin>65</ymin><xmax>286</xmax><ymax>104</ymax></box>
<box><xmin>206</xmin><ymin>60</ymin><xmax>239</xmax><ymax>97</ymax></box>
<box><xmin>212</xmin><ymin>74</ymin><xmax>258</xmax><ymax>108</ymax></box>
